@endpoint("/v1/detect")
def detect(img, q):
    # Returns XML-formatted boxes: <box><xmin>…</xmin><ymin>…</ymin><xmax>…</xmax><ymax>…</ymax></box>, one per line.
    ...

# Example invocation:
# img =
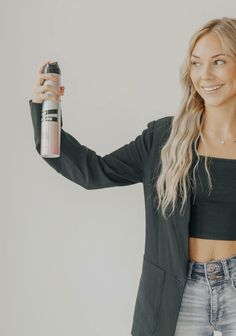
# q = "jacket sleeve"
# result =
<box><xmin>29</xmin><ymin>99</ymin><xmax>156</xmax><ymax>189</ymax></box>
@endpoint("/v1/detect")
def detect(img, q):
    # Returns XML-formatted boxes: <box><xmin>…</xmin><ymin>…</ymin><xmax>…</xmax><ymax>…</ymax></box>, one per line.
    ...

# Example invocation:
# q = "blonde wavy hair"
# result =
<box><xmin>153</xmin><ymin>17</ymin><xmax>236</xmax><ymax>220</ymax></box>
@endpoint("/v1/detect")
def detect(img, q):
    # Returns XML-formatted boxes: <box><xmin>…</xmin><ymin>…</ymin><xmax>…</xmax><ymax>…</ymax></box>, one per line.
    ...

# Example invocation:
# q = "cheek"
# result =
<box><xmin>231</xmin><ymin>81</ymin><xmax>236</xmax><ymax>93</ymax></box>
<box><xmin>190</xmin><ymin>70</ymin><xmax>199</xmax><ymax>85</ymax></box>
<box><xmin>190</xmin><ymin>76</ymin><xmax>200</xmax><ymax>91</ymax></box>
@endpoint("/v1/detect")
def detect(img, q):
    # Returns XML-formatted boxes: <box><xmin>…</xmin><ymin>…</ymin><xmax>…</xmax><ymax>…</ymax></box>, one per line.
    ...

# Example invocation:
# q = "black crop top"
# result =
<box><xmin>189</xmin><ymin>155</ymin><xmax>236</xmax><ymax>240</ymax></box>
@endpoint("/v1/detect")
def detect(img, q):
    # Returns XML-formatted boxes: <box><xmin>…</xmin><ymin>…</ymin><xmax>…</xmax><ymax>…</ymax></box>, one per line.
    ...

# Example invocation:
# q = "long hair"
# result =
<box><xmin>154</xmin><ymin>17</ymin><xmax>236</xmax><ymax>220</ymax></box>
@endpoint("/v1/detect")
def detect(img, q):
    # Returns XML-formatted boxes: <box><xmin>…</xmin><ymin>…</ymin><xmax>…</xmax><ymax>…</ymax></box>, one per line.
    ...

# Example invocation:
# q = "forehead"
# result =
<box><xmin>191</xmin><ymin>32</ymin><xmax>225</xmax><ymax>57</ymax></box>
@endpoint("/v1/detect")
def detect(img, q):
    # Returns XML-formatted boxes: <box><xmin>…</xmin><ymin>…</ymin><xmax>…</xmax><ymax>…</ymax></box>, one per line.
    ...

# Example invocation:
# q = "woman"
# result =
<box><xmin>29</xmin><ymin>17</ymin><xmax>236</xmax><ymax>336</ymax></box>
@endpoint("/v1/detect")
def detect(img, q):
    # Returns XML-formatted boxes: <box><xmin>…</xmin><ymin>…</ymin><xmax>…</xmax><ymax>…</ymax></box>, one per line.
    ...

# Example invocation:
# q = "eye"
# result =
<box><xmin>190</xmin><ymin>61</ymin><xmax>200</xmax><ymax>67</ymax></box>
<box><xmin>190</xmin><ymin>59</ymin><xmax>226</xmax><ymax>67</ymax></box>
<box><xmin>214</xmin><ymin>59</ymin><xmax>225</xmax><ymax>65</ymax></box>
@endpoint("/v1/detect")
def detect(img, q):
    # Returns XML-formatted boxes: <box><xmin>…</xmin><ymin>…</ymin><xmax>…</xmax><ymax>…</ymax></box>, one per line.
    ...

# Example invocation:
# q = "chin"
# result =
<box><xmin>204</xmin><ymin>99</ymin><xmax>227</xmax><ymax>108</ymax></box>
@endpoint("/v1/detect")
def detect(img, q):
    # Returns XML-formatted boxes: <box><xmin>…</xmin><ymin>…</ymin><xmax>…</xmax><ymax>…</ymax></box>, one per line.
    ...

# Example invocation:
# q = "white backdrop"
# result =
<box><xmin>2</xmin><ymin>0</ymin><xmax>235</xmax><ymax>335</ymax></box>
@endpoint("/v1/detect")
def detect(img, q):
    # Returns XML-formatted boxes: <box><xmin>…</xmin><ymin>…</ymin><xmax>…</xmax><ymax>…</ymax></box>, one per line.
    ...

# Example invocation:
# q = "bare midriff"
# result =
<box><xmin>189</xmin><ymin>237</ymin><xmax>236</xmax><ymax>262</ymax></box>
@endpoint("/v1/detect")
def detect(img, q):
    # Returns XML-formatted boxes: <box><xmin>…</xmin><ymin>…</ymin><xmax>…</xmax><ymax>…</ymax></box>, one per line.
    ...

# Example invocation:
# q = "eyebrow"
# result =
<box><xmin>191</xmin><ymin>53</ymin><xmax>228</xmax><ymax>59</ymax></box>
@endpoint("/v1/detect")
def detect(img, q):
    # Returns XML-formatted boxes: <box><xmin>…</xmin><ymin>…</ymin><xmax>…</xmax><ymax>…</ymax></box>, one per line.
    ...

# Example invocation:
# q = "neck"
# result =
<box><xmin>203</xmin><ymin>104</ymin><xmax>236</xmax><ymax>138</ymax></box>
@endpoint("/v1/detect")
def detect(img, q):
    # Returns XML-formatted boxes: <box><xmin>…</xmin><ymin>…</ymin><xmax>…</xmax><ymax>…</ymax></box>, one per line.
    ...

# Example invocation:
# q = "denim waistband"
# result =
<box><xmin>188</xmin><ymin>253</ymin><xmax>236</xmax><ymax>281</ymax></box>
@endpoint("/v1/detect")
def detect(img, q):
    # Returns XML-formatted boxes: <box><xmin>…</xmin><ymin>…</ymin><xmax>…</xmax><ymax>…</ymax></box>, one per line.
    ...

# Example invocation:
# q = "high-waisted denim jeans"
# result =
<box><xmin>174</xmin><ymin>253</ymin><xmax>236</xmax><ymax>336</ymax></box>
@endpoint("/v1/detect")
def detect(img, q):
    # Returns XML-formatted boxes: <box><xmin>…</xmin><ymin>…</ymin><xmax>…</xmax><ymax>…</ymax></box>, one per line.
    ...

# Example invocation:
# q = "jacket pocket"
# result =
<box><xmin>131</xmin><ymin>256</ymin><xmax>165</xmax><ymax>335</ymax></box>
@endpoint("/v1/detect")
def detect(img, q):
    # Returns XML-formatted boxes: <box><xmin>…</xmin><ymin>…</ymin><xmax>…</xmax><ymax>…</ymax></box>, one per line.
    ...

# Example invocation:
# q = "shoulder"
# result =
<box><xmin>147</xmin><ymin>115</ymin><xmax>174</xmax><ymax>133</ymax></box>
<box><xmin>145</xmin><ymin>116</ymin><xmax>174</xmax><ymax>148</ymax></box>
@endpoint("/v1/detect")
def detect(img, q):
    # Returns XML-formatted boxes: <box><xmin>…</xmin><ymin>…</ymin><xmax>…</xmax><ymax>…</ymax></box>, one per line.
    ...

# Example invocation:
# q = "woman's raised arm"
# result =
<box><xmin>29</xmin><ymin>99</ymin><xmax>156</xmax><ymax>189</ymax></box>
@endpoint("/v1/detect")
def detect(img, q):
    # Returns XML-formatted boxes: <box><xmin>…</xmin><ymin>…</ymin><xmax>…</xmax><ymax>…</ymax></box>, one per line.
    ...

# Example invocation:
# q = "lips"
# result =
<box><xmin>201</xmin><ymin>84</ymin><xmax>224</xmax><ymax>93</ymax></box>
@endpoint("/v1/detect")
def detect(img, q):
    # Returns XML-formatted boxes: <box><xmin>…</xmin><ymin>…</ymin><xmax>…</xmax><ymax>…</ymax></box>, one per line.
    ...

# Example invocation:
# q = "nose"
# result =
<box><xmin>200</xmin><ymin>64</ymin><xmax>214</xmax><ymax>80</ymax></box>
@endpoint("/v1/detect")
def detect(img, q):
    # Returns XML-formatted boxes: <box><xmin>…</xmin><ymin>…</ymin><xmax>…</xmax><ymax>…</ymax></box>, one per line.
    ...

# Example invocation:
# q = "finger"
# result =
<box><xmin>59</xmin><ymin>86</ymin><xmax>65</xmax><ymax>94</ymax></box>
<box><xmin>38</xmin><ymin>59</ymin><xmax>52</xmax><ymax>74</ymax></box>
<box><xmin>38</xmin><ymin>83</ymin><xmax>61</xmax><ymax>96</ymax></box>
<box><xmin>38</xmin><ymin>73</ymin><xmax>60</xmax><ymax>87</ymax></box>
<box><xmin>36</xmin><ymin>59</ymin><xmax>52</xmax><ymax>86</ymax></box>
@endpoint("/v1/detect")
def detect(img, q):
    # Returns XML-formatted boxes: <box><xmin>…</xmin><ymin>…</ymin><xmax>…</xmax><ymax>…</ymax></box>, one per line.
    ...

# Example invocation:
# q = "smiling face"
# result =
<box><xmin>190</xmin><ymin>32</ymin><xmax>236</xmax><ymax>109</ymax></box>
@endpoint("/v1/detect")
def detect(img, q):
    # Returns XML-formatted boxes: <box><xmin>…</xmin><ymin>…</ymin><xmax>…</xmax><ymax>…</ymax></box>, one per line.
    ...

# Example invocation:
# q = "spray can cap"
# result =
<box><xmin>44</xmin><ymin>61</ymin><xmax>61</xmax><ymax>75</ymax></box>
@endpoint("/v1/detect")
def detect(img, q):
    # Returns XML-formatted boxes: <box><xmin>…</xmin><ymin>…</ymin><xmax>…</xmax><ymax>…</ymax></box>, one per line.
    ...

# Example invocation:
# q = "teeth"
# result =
<box><xmin>202</xmin><ymin>85</ymin><xmax>222</xmax><ymax>92</ymax></box>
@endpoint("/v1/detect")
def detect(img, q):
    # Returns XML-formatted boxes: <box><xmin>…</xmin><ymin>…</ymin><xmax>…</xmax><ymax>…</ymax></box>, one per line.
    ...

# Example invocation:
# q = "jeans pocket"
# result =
<box><xmin>231</xmin><ymin>278</ymin><xmax>236</xmax><ymax>291</ymax></box>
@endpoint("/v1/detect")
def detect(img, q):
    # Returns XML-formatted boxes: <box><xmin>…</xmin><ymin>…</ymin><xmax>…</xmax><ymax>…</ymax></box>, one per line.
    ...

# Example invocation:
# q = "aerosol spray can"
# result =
<box><xmin>40</xmin><ymin>61</ymin><xmax>62</xmax><ymax>158</ymax></box>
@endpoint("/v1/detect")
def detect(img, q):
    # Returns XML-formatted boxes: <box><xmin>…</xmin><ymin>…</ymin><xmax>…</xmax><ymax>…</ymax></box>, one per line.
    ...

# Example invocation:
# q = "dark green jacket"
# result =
<box><xmin>29</xmin><ymin>99</ymin><xmax>191</xmax><ymax>336</ymax></box>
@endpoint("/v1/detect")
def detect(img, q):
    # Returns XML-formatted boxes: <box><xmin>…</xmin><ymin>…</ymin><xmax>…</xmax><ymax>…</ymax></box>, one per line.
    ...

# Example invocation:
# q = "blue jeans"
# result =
<box><xmin>174</xmin><ymin>253</ymin><xmax>236</xmax><ymax>335</ymax></box>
